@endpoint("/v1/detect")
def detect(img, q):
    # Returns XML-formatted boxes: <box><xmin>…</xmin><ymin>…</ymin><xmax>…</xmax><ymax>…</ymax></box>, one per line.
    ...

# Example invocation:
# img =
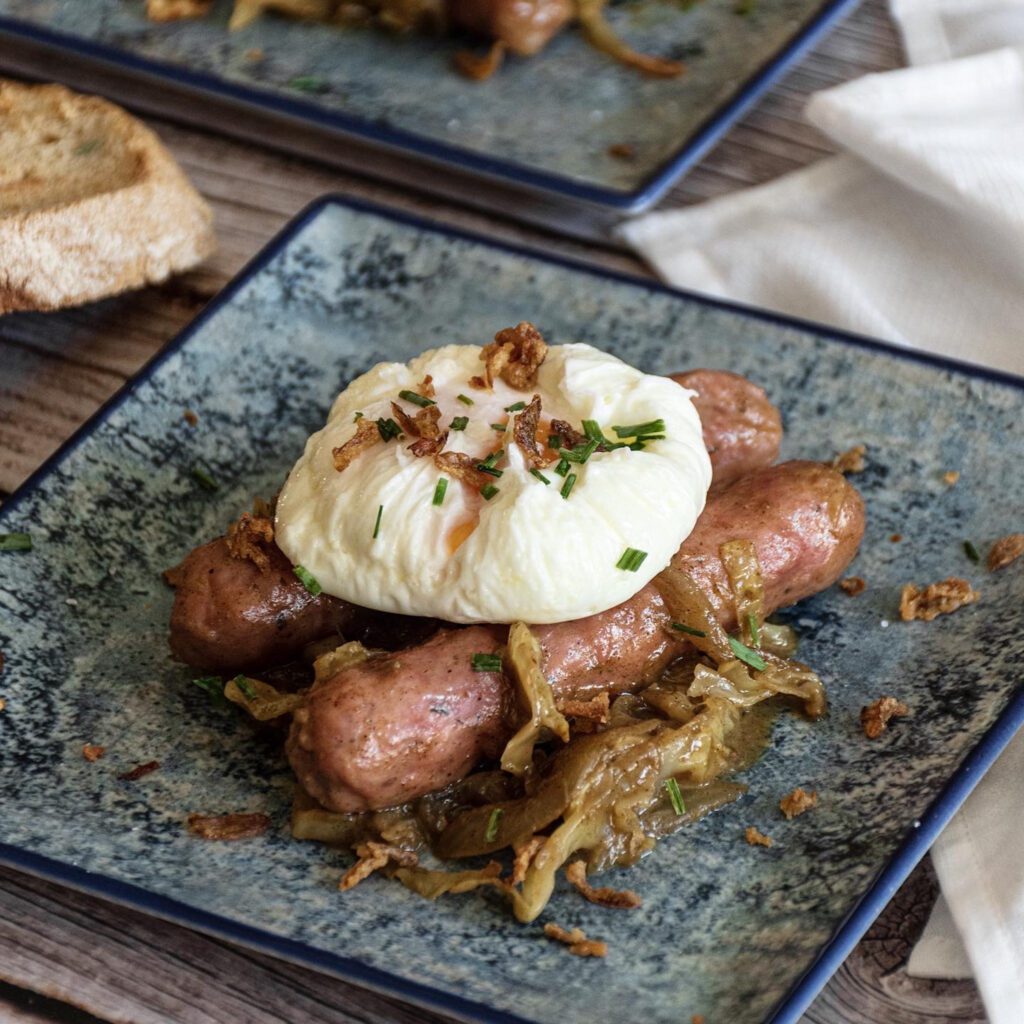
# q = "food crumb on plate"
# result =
<box><xmin>745</xmin><ymin>826</ymin><xmax>773</xmax><ymax>848</ymax></box>
<box><xmin>900</xmin><ymin>578</ymin><xmax>979</xmax><ymax>621</ymax></box>
<box><xmin>118</xmin><ymin>760</ymin><xmax>160</xmax><ymax>781</ymax></box>
<box><xmin>780</xmin><ymin>787</ymin><xmax>817</xmax><ymax>820</ymax></box>
<box><xmin>82</xmin><ymin>744</ymin><xmax>105</xmax><ymax>762</ymax></box>
<box><xmin>943</xmin><ymin>470</ymin><xmax>960</xmax><ymax>485</ymax></box>
<box><xmin>543</xmin><ymin>922</ymin><xmax>607</xmax><ymax>958</ymax></box>
<box><xmin>988</xmin><ymin>533</ymin><xmax>1024</xmax><ymax>571</ymax></box>
<box><xmin>861</xmin><ymin>696</ymin><xmax>909</xmax><ymax>739</ymax></box>
<box><xmin>830</xmin><ymin>444</ymin><xmax>866</xmax><ymax>474</ymax></box>
<box><xmin>839</xmin><ymin>576</ymin><xmax>866</xmax><ymax>596</ymax></box>
<box><xmin>186</xmin><ymin>812</ymin><xmax>272</xmax><ymax>840</ymax></box>
<box><xmin>566</xmin><ymin>860</ymin><xmax>641</xmax><ymax>909</ymax></box>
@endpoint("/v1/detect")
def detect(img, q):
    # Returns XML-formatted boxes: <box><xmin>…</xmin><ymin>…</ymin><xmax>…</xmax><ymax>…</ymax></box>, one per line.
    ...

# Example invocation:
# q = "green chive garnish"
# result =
<box><xmin>482</xmin><ymin>449</ymin><xmax>504</xmax><ymax>468</ymax></box>
<box><xmin>490</xmin><ymin>423</ymin><xmax>507</xmax><ymax>432</ymax></box>
<box><xmin>612</xmin><ymin>419</ymin><xmax>666</xmax><ymax>439</ymax></box>
<box><xmin>433</xmin><ymin>478</ymin><xmax>448</xmax><ymax>506</ymax></box>
<box><xmin>191</xmin><ymin>464</ymin><xmax>218</xmax><ymax>491</ymax></box>
<box><xmin>554</xmin><ymin>459</ymin><xmax>570</xmax><ymax>478</ymax></box>
<box><xmin>504</xmin><ymin>401</ymin><xmax>526</xmax><ymax>412</ymax></box>
<box><xmin>457</xmin><ymin>394</ymin><xmax>474</xmax><ymax>406</ymax></box>
<box><xmin>582</xmin><ymin>420</ymin><xmax>620</xmax><ymax>449</ymax></box>
<box><xmin>398</xmin><ymin>389</ymin><xmax>436</xmax><ymax>408</ymax></box>
<box><xmin>376</xmin><ymin>417</ymin><xmax>401</xmax><ymax>442</ymax></box>
<box><xmin>450</xmin><ymin>416</ymin><xmax>469</xmax><ymax>431</ymax></box>
<box><xmin>485</xmin><ymin>807</ymin><xmax>503</xmax><ymax>842</ymax></box>
<box><xmin>477</xmin><ymin>465</ymin><xmax>503</xmax><ymax>478</ymax></box>
<box><xmin>232</xmin><ymin>675</ymin><xmax>257</xmax><ymax>701</ymax></box>
<box><xmin>372</xmin><ymin>504</ymin><xmax>384</xmax><ymax>539</ymax></box>
<box><xmin>480</xmin><ymin>484</ymin><xmax>499</xmax><ymax>501</ymax></box>
<box><xmin>548</xmin><ymin>434</ymin><xmax>562</xmax><ymax>450</ymax></box>
<box><xmin>293</xmin><ymin>565</ymin><xmax>322</xmax><ymax>596</ymax></box>
<box><xmin>728</xmin><ymin>636</ymin><xmax>766</xmax><ymax>672</ymax></box>
<box><xmin>666</xmin><ymin>777</ymin><xmax>686</xmax><ymax>815</ymax></box>
<box><xmin>353</xmin><ymin>411</ymin><xmax>364</xmax><ymax>422</ymax></box>
<box><xmin>0</xmin><ymin>533</ymin><xmax>32</xmax><ymax>552</ymax></box>
<box><xmin>290</xmin><ymin>75</ymin><xmax>328</xmax><ymax>93</ymax></box>
<box><xmin>192</xmin><ymin>676</ymin><xmax>226</xmax><ymax>707</ymax></box>
<box><xmin>530</xmin><ymin>469</ymin><xmax>551</xmax><ymax>485</ymax></box>
<box><xmin>616</xmin><ymin>548</ymin><xmax>648</xmax><ymax>572</ymax></box>
<box><xmin>748</xmin><ymin>613</ymin><xmax>761</xmax><ymax>647</ymax></box>
<box><xmin>671</xmin><ymin>622</ymin><xmax>706</xmax><ymax>638</ymax></box>
<box><xmin>472</xmin><ymin>653</ymin><xmax>503</xmax><ymax>672</ymax></box>
<box><xmin>560</xmin><ymin>473</ymin><xmax>577</xmax><ymax>500</ymax></box>
<box><xmin>964</xmin><ymin>540</ymin><xmax>980</xmax><ymax>563</ymax></box>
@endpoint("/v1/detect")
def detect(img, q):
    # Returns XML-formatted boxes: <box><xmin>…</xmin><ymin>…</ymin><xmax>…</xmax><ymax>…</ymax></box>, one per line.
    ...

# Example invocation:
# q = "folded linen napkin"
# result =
<box><xmin>621</xmin><ymin>3</ymin><xmax>1024</xmax><ymax>1019</ymax></box>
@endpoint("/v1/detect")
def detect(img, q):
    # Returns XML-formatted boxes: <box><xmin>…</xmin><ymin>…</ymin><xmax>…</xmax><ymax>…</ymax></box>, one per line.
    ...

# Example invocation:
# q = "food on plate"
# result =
<box><xmin>0</xmin><ymin>81</ymin><xmax>215</xmax><ymax>314</ymax></box>
<box><xmin>899</xmin><ymin>577</ymin><xmax>979</xmax><ymax>621</ymax></box>
<box><xmin>168</xmin><ymin>322</ymin><xmax>866</xmax><ymax>922</ymax></box>
<box><xmin>143</xmin><ymin>0</ymin><xmax>685</xmax><ymax>80</ymax></box>
<box><xmin>779</xmin><ymin>787</ymin><xmax>817</xmax><ymax>819</ymax></box>
<box><xmin>988</xmin><ymin>533</ymin><xmax>1024</xmax><ymax>571</ymax></box>
<box><xmin>744</xmin><ymin>826</ymin><xmax>772</xmax><ymax>847</ymax></box>
<box><xmin>861</xmin><ymin>696</ymin><xmax>909</xmax><ymax>739</ymax></box>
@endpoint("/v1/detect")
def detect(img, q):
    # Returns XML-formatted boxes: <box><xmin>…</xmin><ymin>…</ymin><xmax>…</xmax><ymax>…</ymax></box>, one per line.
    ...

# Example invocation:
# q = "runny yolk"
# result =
<box><xmin>447</xmin><ymin>518</ymin><xmax>478</xmax><ymax>555</ymax></box>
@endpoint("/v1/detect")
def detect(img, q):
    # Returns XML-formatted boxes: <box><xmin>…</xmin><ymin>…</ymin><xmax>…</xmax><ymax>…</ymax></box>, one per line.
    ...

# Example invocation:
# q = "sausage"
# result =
<box><xmin>167</xmin><ymin>370</ymin><xmax>782</xmax><ymax>672</ymax></box>
<box><xmin>675</xmin><ymin>370</ymin><xmax>782</xmax><ymax>490</ymax></box>
<box><xmin>166</xmin><ymin>538</ymin><xmax>351</xmax><ymax>673</ymax></box>
<box><xmin>448</xmin><ymin>0</ymin><xmax>573</xmax><ymax>55</ymax></box>
<box><xmin>287</xmin><ymin>460</ymin><xmax>865</xmax><ymax>812</ymax></box>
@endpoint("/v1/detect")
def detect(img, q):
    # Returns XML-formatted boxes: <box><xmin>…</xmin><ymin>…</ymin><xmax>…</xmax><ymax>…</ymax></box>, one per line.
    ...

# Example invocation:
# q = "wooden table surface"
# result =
<box><xmin>0</xmin><ymin>2</ymin><xmax>989</xmax><ymax>1021</ymax></box>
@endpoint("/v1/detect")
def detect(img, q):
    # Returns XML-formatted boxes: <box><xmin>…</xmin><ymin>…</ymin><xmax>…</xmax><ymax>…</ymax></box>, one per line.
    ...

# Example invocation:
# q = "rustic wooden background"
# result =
<box><xmin>0</xmin><ymin>1</ymin><xmax>989</xmax><ymax>1020</ymax></box>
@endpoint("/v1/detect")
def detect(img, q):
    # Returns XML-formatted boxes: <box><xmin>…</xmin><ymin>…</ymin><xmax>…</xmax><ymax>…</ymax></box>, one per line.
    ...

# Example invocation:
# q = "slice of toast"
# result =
<box><xmin>0</xmin><ymin>80</ymin><xmax>216</xmax><ymax>314</ymax></box>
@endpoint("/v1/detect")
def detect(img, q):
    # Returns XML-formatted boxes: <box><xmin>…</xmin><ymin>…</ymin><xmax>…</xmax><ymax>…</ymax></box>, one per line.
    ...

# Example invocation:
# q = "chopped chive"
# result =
<box><xmin>482</xmin><ymin>448</ymin><xmax>505</xmax><ymax>468</ymax></box>
<box><xmin>964</xmin><ymin>540</ymin><xmax>980</xmax><ymax>563</ymax></box>
<box><xmin>548</xmin><ymin>434</ymin><xmax>562</xmax><ymax>450</ymax></box>
<box><xmin>433</xmin><ymin>478</ymin><xmax>448</xmax><ymax>506</ymax></box>
<box><xmin>0</xmin><ymin>533</ymin><xmax>32</xmax><ymax>552</ymax></box>
<box><xmin>504</xmin><ymin>401</ymin><xmax>527</xmax><ymax>412</ymax></box>
<box><xmin>485</xmin><ymin>807</ymin><xmax>504</xmax><ymax>842</ymax></box>
<box><xmin>472</xmin><ymin>653</ymin><xmax>503</xmax><ymax>672</ymax></box>
<box><xmin>353</xmin><ymin>411</ymin><xmax>364</xmax><ymax>422</ymax></box>
<box><xmin>457</xmin><ymin>394</ymin><xmax>474</xmax><ymax>406</ymax></box>
<box><xmin>490</xmin><ymin>423</ymin><xmax>507</xmax><ymax>433</ymax></box>
<box><xmin>477</xmin><ymin>464</ymin><xmax>503</xmax><ymax>478</ymax></box>
<box><xmin>372</xmin><ymin>504</ymin><xmax>384</xmax><ymax>539</ymax></box>
<box><xmin>559</xmin><ymin>440</ymin><xmax>599</xmax><ymax>464</ymax></box>
<box><xmin>612</xmin><ymin>419</ymin><xmax>666</xmax><ymax>439</ymax></box>
<box><xmin>398</xmin><ymin>389</ymin><xmax>436</xmax><ymax>408</ymax></box>
<box><xmin>728</xmin><ymin>635</ymin><xmax>766</xmax><ymax>672</ymax></box>
<box><xmin>671</xmin><ymin>622</ymin><xmax>706</xmax><ymax>638</ymax></box>
<box><xmin>191</xmin><ymin>464</ymin><xmax>219</xmax><ymax>491</ymax></box>
<box><xmin>530</xmin><ymin>468</ymin><xmax>551</xmax><ymax>485</ymax></box>
<box><xmin>450</xmin><ymin>415</ymin><xmax>469</xmax><ymax>431</ymax></box>
<box><xmin>293</xmin><ymin>565</ymin><xmax>322</xmax><ymax>596</ymax></box>
<box><xmin>192</xmin><ymin>676</ymin><xmax>226</xmax><ymax>707</ymax></box>
<box><xmin>560</xmin><ymin>473</ymin><xmax>577</xmax><ymax>500</ymax></box>
<box><xmin>232</xmin><ymin>675</ymin><xmax>257</xmax><ymax>701</ymax></box>
<box><xmin>582</xmin><ymin>419</ymin><xmax>622</xmax><ymax>449</ymax></box>
<box><xmin>748</xmin><ymin>613</ymin><xmax>761</xmax><ymax>647</ymax></box>
<box><xmin>616</xmin><ymin>547</ymin><xmax>648</xmax><ymax>572</ymax></box>
<box><xmin>480</xmin><ymin>484</ymin><xmax>499</xmax><ymax>501</ymax></box>
<box><xmin>666</xmin><ymin>777</ymin><xmax>686</xmax><ymax>815</ymax></box>
<box><xmin>376</xmin><ymin>417</ymin><xmax>402</xmax><ymax>442</ymax></box>
<box><xmin>554</xmin><ymin>458</ymin><xmax>570</xmax><ymax>477</ymax></box>
<box><xmin>628</xmin><ymin>441</ymin><xmax>647</xmax><ymax>452</ymax></box>
<box><xmin>290</xmin><ymin>75</ymin><xmax>329</xmax><ymax>93</ymax></box>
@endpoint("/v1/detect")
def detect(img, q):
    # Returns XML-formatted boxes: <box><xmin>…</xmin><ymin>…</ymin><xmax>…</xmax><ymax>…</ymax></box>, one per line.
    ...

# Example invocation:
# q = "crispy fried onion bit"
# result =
<box><xmin>392</xmin><ymin>393</ymin><xmax>448</xmax><ymax>459</ymax></box>
<box><xmin>186</xmin><ymin>812</ymin><xmax>271</xmax><ymax>840</ymax></box>
<box><xmin>513</xmin><ymin>395</ymin><xmax>546</xmax><ymax>468</ymax></box>
<box><xmin>565</xmin><ymin>860</ymin><xmax>641</xmax><ymax>909</ymax></box>
<box><xmin>989</xmin><ymin>533</ymin><xmax>1024</xmax><ymax>571</ymax></box>
<box><xmin>779</xmin><ymin>787</ymin><xmax>817</xmax><ymax>820</ymax></box>
<box><xmin>333</xmin><ymin>417</ymin><xmax>381</xmax><ymax>472</ymax></box>
<box><xmin>226</xmin><ymin>510</ymin><xmax>275</xmax><ymax>573</ymax></box>
<box><xmin>501</xmin><ymin>622</ymin><xmax>570</xmax><ymax>777</ymax></box>
<box><xmin>543</xmin><ymin>922</ymin><xmax>608</xmax><ymax>958</ymax></box>
<box><xmin>225</xmin><ymin>674</ymin><xmax>305</xmax><ymax>721</ymax></box>
<box><xmin>340</xmin><ymin>841</ymin><xmax>419</xmax><ymax>891</ymax></box>
<box><xmin>900</xmin><ymin>578</ymin><xmax>979</xmax><ymax>621</ymax></box>
<box><xmin>433</xmin><ymin>450</ymin><xmax>494</xmax><ymax>490</ymax></box>
<box><xmin>477</xmin><ymin>322</ymin><xmax>548</xmax><ymax>390</ymax></box>
<box><xmin>861</xmin><ymin>696</ymin><xmax>909</xmax><ymax>739</ymax></box>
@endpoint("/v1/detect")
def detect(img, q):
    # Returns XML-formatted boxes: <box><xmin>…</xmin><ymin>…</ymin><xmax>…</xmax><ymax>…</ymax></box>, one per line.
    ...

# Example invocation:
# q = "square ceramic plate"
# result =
<box><xmin>0</xmin><ymin>0</ymin><xmax>858</xmax><ymax>228</ymax></box>
<box><xmin>1</xmin><ymin>197</ymin><xmax>1022</xmax><ymax>1024</ymax></box>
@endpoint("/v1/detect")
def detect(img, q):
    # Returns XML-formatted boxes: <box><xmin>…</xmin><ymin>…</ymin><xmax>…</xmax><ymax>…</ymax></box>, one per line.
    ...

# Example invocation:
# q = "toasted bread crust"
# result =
<box><xmin>0</xmin><ymin>81</ymin><xmax>216</xmax><ymax>313</ymax></box>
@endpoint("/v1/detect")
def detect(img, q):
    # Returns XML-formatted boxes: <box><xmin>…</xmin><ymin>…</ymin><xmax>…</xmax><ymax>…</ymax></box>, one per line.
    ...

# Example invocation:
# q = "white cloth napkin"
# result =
<box><xmin>621</xmin><ymin>3</ymin><xmax>1024</xmax><ymax>1020</ymax></box>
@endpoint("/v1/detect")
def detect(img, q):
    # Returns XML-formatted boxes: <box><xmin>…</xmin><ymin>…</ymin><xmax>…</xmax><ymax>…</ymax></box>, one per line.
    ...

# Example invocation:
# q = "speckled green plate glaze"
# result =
<box><xmin>2</xmin><ymin>197</ymin><xmax>1023</xmax><ymax>1024</ymax></box>
<box><xmin>0</xmin><ymin>0</ymin><xmax>857</xmax><ymax>209</ymax></box>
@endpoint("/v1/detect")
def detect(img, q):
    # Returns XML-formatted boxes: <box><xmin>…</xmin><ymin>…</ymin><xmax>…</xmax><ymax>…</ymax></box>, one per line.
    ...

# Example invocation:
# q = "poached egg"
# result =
<box><xmin>275</xmin><ymin>342</ymin><xmax>710</xmax><ymax>624</ymax></box>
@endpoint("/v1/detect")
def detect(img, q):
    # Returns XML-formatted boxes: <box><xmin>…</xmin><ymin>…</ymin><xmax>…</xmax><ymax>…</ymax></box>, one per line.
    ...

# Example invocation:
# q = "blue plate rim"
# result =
<box><xmin>2</xmin><ymin>192</ymin><xmax>1022</xmax><ymax>1024</ymax></box>
<box><xmin>0</xmin><ymin>0</ymin><xmax>862</xmax><ymax>213</ymax></box>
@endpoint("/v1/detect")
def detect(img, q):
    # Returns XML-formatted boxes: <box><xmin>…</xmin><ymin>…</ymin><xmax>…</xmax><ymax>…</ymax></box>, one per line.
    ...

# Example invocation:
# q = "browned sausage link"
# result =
<box><xmin>675</xmin><ymin>369</ymin><xmax>783</xmax><ymax>490</ymax></box>
<box><xmin>447</xmin><ymin>0</ymin><xmax>573</xmax><ymax>55</ymax></box>
<box><xmin>166</xmin><ymin>538</ymin><xmax>351</xmax><ymax>673</ymax></box>
<box><xmin>166</xmin><ymin>370</ymin><xmax>781</xmax><ymax>672</ymax></box>
<box><xmin>287</xmin><ymin>460</ymin><xmax>865</xmax><ymax>812</ymax></box>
